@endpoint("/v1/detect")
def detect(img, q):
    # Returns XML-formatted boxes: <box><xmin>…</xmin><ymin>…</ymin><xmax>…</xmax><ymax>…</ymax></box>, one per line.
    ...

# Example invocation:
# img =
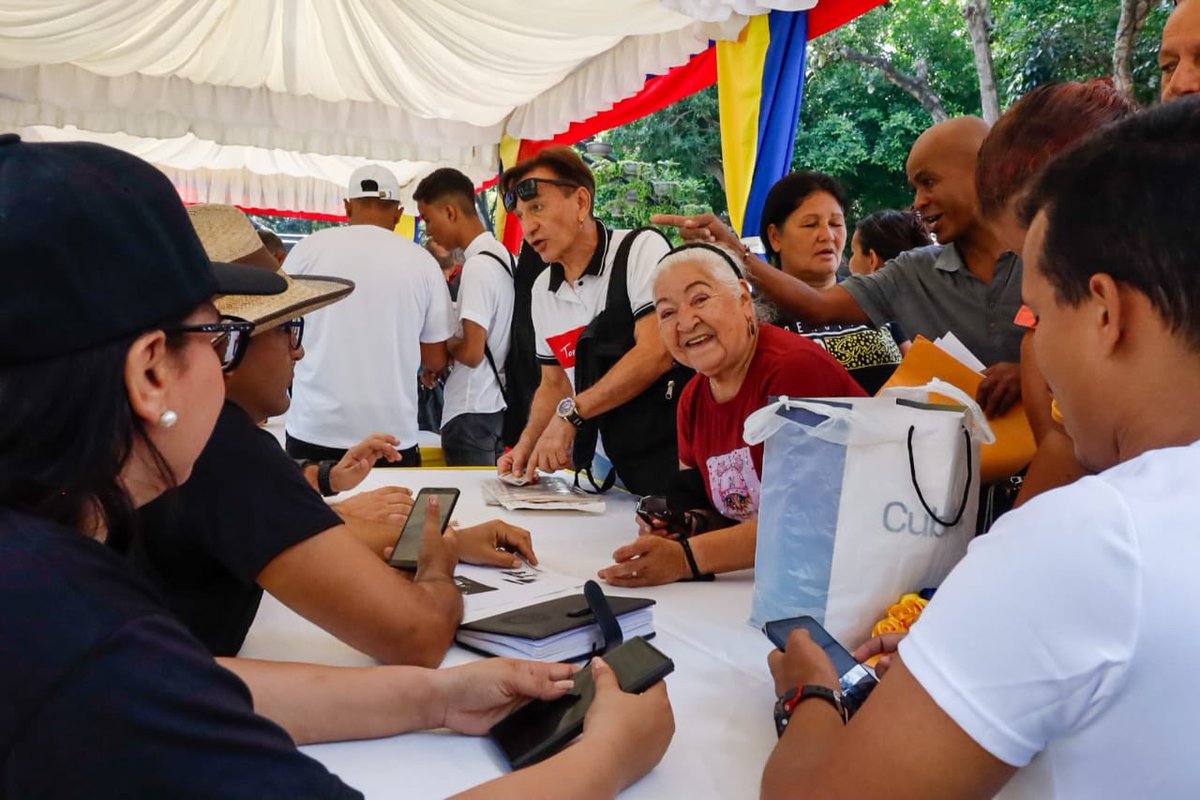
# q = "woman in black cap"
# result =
<box><xmin>0</xmin><ymin>136</ymin><xmax>672</xmax><ymax>799</ymax></box>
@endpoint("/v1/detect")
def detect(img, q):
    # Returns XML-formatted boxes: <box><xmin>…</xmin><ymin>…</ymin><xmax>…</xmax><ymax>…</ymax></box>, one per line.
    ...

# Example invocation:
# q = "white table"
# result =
<box><xmin>241</xmin><ymin>469</ymin><xmax>780</xmax><ymax>799</ymax></box>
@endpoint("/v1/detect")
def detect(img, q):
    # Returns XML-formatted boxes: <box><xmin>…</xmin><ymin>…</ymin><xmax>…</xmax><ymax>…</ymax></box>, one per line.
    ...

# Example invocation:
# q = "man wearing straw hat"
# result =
<box><xmin>133</xmin><ymin>205</ymin><xmax>536</xmax><ymax>666</ymax></box>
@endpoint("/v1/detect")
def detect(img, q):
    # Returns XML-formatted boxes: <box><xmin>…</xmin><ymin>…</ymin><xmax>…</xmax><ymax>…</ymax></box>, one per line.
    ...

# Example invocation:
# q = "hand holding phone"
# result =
<box><xmin>387</xmin><ymin>487</ymin><xmax>460</xmax><ymax>570</ymax></box>
<box><xmin>635</xmin><ymin>495</ymin><xmax>690</xmax><ymax>537</ymax></box>
<box><xmin>490</xmin><ymin>637</ymin><xmax>674</xmax><ymax>769</ymax></box>
<box><xmin>763</xmin><ymin>616</ymin><xmax>878</xmax><ymax>717</ymax></box>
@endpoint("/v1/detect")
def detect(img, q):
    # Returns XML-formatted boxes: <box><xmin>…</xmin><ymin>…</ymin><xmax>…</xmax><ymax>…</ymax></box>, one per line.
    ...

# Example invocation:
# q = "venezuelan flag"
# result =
<box><xmin>718</xmin><ymin>9</ymin><xmax>810</xmax><ymax>239</ymax></box>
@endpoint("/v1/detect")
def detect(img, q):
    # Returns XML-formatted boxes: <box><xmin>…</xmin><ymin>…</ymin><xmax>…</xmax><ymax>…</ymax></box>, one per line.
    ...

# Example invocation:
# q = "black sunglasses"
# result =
<box><xmin>164</xmin><ymin>315</ymin><xmax>255</xmax><ymax>372</ymax></box>
<box><xmin>279</xmin><ymin>318</ymin><xmax>304</xmax><ymax>351</ymax></box>
<box><xmin>503</xmin><ymin>177</ymin><xmax>580</xmax><ymax>213</ymax></box>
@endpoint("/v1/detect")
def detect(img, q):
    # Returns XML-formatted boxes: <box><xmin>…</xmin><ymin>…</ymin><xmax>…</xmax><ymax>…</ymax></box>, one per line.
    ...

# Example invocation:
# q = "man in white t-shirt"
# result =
<box><xmin>414</xmin><ymin>168</ymin><xmax>515</xmax><ymax>466</ymax></box>
<box><xmin>285</xmin><ymin>164</ymin><xmax>454</xmax><ymax>467</ymax></box>
<box><xmin>761</xmin><ymin>99</ymin><xmax>1200</xmax><ymax>798</ymax></box>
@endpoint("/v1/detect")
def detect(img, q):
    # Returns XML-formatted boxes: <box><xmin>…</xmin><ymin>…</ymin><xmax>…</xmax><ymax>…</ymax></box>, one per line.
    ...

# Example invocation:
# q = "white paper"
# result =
<box><xmin>933</xmin><ymin>332</ymin><xmax>986</xmax><ymax>374</ymax></box>
<box><xmin>481</xmin><ymin>477</ymin><xmax>606</xmax><ymax>513</ymax></box>
<box><xmin>454</xmin><ymin>563</ymin><xmax>583</xmax><ymax>624</ymax></box>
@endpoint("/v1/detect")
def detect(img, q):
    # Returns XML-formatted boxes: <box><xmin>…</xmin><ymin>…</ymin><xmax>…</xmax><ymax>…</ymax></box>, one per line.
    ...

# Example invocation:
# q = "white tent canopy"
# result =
<box><xmin>0</xmin><ymin>0</ymin><xmax>815</xmax><ymax>214</ymax></box>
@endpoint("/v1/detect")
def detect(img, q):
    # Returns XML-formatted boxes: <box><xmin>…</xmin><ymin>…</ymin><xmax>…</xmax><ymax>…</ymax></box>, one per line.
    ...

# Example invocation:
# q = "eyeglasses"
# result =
<box><xmin>164</xmin><ymin>315</ymin><xmax>255</xmax><ymax>372</ymax></box>
<box><xmin>279</xmin><ymin>318</ymin><xmax>304</xmax><ymax>351</ymax></box>
<box><xmin>502</xmin><ymin>177</ymin><xmax>580</xmax><ymax>213</ymax></box>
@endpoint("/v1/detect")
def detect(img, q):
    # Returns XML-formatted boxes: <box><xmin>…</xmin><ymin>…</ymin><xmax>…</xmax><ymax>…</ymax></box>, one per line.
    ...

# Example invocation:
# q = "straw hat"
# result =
<box><xmin>187</xmin><ymin>204</ymin><xmax>354</xmax><ymax>334</ymax></box>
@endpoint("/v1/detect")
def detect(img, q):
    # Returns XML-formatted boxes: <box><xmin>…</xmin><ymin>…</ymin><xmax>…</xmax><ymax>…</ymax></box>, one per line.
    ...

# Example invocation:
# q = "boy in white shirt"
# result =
<box><xmin>761</xmin><ymin>98</ymin><xmax>1200</xmax><ymax>799</ymax></box>
<box><xmin>414</xmin><ymin>168</ymin><xmax>515</xmax><ymax>466</ymax></box>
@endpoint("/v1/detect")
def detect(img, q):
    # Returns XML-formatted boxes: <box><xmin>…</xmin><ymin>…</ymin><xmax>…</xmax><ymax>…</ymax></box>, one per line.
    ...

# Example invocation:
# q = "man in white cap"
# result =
<box><xmin>284</xmin><ymin>164</ymin><xmax>454</xmax><ymax>467</ymax></box>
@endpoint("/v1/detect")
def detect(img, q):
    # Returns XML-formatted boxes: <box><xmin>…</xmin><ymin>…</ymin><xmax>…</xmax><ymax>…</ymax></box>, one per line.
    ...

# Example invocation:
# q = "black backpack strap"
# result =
<box><xmin>473</xmin><ymin>250</ymin><xmax>517</xmax><ymax>406</ymax></box>
<box><xmin>604</xmin><ymin>226</ymin><xmax>671</xmax><ymax>318</ymax></box>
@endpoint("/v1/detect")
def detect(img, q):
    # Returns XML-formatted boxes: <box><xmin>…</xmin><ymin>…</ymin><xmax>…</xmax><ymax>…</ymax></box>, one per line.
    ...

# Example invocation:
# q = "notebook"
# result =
<box><xmin>457</xmin><ymin>594</ymin><xmax>656</xmax><ymax>661</ymax></box>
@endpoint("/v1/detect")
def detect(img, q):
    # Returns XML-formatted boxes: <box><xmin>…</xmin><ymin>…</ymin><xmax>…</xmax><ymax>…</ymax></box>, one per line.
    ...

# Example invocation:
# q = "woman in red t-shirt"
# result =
<box><xmin>598</xmin><ymin>243</ymin><xmax>863</xmax><ymax>587</ymax></box>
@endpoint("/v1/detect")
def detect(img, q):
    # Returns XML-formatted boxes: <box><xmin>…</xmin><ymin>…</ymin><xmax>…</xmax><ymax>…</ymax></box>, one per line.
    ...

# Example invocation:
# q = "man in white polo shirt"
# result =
<box><xmin>414</xmin><ymin>167</ymin><xmax>515</xmax><ymax>466</ymax></box>
<box><xmin>495</xmin><ymin>146</ymin><xmax>686</xmax><ymax>496</ymax></box>
<box><xmin>285</xmin><ymin>164</ymin><xmax>454</xmax><ymax>467</ymax></box>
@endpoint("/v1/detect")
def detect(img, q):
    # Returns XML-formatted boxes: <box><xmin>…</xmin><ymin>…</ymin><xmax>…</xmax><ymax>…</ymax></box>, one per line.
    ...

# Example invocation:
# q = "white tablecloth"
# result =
<box><xmin>241</xmin><ymin>469</ymin><xmax>779</xmax><ymax>799</ymax></box>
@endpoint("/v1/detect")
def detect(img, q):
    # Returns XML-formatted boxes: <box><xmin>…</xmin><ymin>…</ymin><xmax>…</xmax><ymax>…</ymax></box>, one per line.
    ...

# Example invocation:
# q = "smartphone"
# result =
<box><xmin>489</xmin><ymin>636</ymin><xmax>674</xmax><ymax>770</ymax></box>
<box><xmin>635</xmin><ymin>495</ymin><xmax>690</xmax><ymax>536</ymax></box>
<box><xmin>386</xmin><ymin>487</ymin><xmax>460</xmax><ymax>570</ymax></box>
<box><xmin>763</xmin><ymin>615</ymin><xmax>878</xmax><ymax>716</ymax></box>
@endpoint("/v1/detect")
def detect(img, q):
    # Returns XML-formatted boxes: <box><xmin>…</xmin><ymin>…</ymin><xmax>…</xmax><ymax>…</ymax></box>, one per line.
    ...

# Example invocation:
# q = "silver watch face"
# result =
<box><xmin>557</xmin><ymin>397</ymin><xmax>575</xmax><ymax>417</ymax></box>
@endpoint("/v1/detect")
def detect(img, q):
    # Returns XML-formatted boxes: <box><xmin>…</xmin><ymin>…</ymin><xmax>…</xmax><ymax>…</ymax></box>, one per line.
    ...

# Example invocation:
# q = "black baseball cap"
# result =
<box><xmin>0</xmin><ymin>133</ymin><xmax>285</xmax><ymax>365</ymax></box>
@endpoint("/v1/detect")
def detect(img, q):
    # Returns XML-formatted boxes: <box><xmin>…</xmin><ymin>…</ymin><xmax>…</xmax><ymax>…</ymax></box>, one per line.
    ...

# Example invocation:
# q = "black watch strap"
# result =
<box><xmin>317</xmin><ymin>459</ymin><xmax>337</xmax><ymax>497</ymax></box>
<box><xmin>678</xmin><ymin>536</ymin><xmax>715</xmax><ymax>582</ymax></box>
<box><xmin>774</xmin><ymin>684</ymin><xmax>848</xmax><ymax>737</ymax></box>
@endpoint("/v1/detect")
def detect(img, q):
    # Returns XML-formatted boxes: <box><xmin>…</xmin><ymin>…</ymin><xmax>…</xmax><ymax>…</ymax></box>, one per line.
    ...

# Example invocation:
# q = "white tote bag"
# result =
<box><xmin>743</xmin><ymin>380</ymin><xmax>995</xmax><ymax>646</ymax></box>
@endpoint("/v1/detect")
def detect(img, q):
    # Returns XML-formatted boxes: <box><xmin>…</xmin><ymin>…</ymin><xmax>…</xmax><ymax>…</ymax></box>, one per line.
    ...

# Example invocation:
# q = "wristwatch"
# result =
<box><xmin>556</xmin><ymin>396</ymin><xmax>585</xmax><ymax>428</ymax></box>
<box><xmin>774</xmin><ymin>684</ymin><xmax>848</xmax><ymax>737</ymax></box>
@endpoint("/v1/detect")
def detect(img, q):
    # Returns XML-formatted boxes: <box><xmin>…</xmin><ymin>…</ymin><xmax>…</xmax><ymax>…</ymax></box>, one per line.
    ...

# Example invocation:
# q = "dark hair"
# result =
<box><xmin>413</xmin><ymin>167</ymin><xmax>477</xmax><ymax>214</ymax></box>
<box><xmin>758</xmin><ymin>171</ymin><xmax>849</xmax><ymax>264</ymax></box>
<box><xmin>499</xmin><ymin>146</ymin><xmax>596</xmax><ymax>214</ymax></box>
<box><xmin>977</xmin><ymin>79</ymin><xmax>1137</xmax><ymax>218</ymax></box>
<box><xmin>256</xmin><ymin>229</ymin><xmax>285</xmax><ymax>256</ymax></box>
<box><xmin>855</xmin><ymin>210</ymin><xmax>931</xmax><ymax>262</ymax></box>
<box><xmin>0</xmin><ymin>331</ymin><xmax>183</xmax><ymax>551</ymax></box>
<box><xmin>1021</xmin><ymin>95</ymin><xmax>1200</xmax><ymax>349</ymax></box>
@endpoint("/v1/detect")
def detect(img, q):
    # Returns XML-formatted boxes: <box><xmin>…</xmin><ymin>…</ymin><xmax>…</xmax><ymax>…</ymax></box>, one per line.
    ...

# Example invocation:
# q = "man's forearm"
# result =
<box><xmin>746</xmin><ymin>256</ymin><xmax>867</xmax><ymax>326</ymax></box>
<box><xmin>575</xmin><ymin>341</ymin><xmax>673</xmax><ymax>420</ymax></box>
<box><xmin>519</xmin><ymin>378</ymin><xmax>568</xmax><ymax>448</ymax></box>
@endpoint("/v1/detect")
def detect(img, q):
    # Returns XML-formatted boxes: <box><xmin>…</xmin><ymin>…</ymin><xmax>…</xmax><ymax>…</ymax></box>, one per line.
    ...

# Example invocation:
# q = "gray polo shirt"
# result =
<box><xmin>841</xmin><ymin>244</ymin><xmax>1023</xmax><ymax>366</ymax></box>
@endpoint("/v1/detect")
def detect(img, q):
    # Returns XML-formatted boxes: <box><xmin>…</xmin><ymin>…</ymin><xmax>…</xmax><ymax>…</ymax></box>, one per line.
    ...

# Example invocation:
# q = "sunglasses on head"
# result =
<box><xmin>502</xmin><ymin>177</ymin><xmax>580</xmax><ymax>212</ymax></box>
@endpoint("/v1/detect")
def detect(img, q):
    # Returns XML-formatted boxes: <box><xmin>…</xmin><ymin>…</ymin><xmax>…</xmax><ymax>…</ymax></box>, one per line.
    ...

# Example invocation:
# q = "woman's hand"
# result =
<box><xmin>852</xmin><ymin>632</ymin><xmax>907</xmax><ymax>679</ymax></box>
<box><xmin>580</xmin><ymin>657</ymin><xmax>675</xmax><ymax>791</ymax></box>
<box><xmin>597</xmin><ymin>535</ymin><xmax>689</xmax><ymax>587</ymax></box>
<box><xmin>333</xmin><ymin>486</ymin><xmax>413</xmax><ymax>524</ymax></box>
<box><xmin>432</xmin><ymin>659</ymin><xmax>578</xmax><ymax>735</ymax></box>
<box><xmin>454</xmin><ymin>520</ymin><xmax>538</xmax><ymax>567</ymax></box>
<box><xmin>768</xmin><ymin>629</ymin><xmax>841</xmax><ymax>697</ymax></box>
<box><xmin>331</xmin><ymin>433</ymin><xmax>402</xmax><ymax>492</ymax></box>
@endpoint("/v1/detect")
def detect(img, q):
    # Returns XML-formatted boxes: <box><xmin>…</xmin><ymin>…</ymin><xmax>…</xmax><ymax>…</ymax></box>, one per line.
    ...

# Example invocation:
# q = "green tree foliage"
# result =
<box><xmin>588</xmin><ymin>153</ymin><xmax>713</xmax><ymax>241</ymax></box>
<box><xmin>605</xmin><ymin>0</ymin><xmax>1173</xmax><ymax>233</ymax></box>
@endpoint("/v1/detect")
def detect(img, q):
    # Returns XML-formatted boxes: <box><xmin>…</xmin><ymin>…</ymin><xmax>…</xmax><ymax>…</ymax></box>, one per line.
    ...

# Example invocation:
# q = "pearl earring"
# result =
<box><xmin>158</xmin><ymin>409</ymin><xmax>178</xmax><ymax>429</ymax></box>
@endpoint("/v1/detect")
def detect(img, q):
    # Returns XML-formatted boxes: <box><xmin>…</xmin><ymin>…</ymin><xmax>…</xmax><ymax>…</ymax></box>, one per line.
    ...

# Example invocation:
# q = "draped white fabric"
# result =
<box><xmin>18</xmin><ymin>124</ymin><xmax>497</xmax><ymax>216</ymax></box>
<box><xmin>0</xmin><ymin>0</ymin><xmax>813</xmax><ymax>214</ymax></box>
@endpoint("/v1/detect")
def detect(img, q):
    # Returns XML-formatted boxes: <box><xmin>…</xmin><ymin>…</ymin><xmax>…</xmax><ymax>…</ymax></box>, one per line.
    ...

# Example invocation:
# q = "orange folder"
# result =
<box><xmin>880</xmin><ymin>336</ymin><xmax>1036</xmax><ymax>483</ymax></box>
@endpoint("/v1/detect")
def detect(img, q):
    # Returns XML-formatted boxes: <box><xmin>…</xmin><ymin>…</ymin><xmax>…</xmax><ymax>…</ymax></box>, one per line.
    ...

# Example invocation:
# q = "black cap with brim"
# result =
<box><xmin>0</xmin><ymin>135</ymin><xmax>288</xmax><ymax>365</ymax></box>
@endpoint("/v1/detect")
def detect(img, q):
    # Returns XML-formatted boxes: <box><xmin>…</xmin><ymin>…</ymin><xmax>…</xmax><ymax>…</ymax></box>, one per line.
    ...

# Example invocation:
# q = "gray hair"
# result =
<box><xmin>652</xmin><ymin>243</ymin><xmax>749</xmax><ymax>299</ymax></box>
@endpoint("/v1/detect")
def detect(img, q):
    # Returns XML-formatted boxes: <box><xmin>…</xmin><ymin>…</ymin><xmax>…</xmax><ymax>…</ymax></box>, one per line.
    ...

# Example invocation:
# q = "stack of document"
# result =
<box><xmin>453</xmin><ymin>563</ymin><xmax>654</xmax><ymax>661</ymax></box>
<box><xmin>481</xmin><ymin>476</ymin><xmax>606</xmax><ymax>513</ymax></box>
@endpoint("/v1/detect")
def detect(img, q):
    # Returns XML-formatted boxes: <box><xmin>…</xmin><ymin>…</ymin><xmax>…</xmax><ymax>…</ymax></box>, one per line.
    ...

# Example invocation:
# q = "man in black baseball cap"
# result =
<box><xmin>0</xmin><ymin>132</ymin><xmax>284</xmax><ymax>364</ymax></box>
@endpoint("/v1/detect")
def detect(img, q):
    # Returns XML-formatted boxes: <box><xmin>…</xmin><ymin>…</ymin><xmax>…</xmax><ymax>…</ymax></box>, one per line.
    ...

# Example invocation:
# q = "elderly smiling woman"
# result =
<box><xmin>598</xmin><ymin>243</ymin><xmax>864</xmax><ymax>587</ymax></box>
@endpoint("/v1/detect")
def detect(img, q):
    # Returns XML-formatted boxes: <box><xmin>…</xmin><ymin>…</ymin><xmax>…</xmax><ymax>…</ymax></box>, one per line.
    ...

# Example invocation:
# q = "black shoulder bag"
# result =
<box><xmin>571</xmin><ymin>227</ymin><xmax>694</xmax><ymax>495</ymax></box>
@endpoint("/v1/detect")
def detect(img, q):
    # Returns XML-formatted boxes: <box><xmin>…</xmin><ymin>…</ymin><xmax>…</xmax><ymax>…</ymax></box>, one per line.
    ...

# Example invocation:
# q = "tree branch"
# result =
<box><xmin>1113</xmin><ymin>0</ymin><xmax>1155</xmax><ymax>101</ymax></box>
<box><xmin>961</xmin><ymin>0</ymin><xmax>1001</xmax><ymax>124</ymax></box>
<box><xmin>836</xmin><ymin>46</ymin><xmax>951</xmax><ymax>123</ymax></box>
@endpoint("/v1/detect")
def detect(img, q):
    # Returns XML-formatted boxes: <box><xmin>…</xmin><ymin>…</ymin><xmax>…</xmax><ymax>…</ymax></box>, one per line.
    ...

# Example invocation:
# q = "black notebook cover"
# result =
<box><xmin>460</xmin><ymin>594</ymin><xmax>654</xmax><ymax>640</ymax></box>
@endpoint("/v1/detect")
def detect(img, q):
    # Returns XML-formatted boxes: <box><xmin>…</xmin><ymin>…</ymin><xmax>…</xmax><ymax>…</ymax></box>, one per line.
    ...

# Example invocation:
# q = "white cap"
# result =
<box><xmin>347</xmin><ymin>164</ymin><xmax>401</xmax><ymax>201</ymax></box>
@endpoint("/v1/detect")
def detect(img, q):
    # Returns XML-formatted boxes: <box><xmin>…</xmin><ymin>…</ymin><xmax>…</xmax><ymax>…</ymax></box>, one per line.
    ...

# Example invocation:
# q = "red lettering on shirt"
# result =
<box><xmin>546</xmin><ymin>326</ymin><xmax>587</xmax><ymax>369</ymax></box>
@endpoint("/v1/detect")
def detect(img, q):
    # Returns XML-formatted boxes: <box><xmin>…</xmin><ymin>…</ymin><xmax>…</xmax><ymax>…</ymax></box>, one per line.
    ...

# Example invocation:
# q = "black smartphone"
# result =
<box><xmin>386</xmin><ymin>487</ymin><xmax>460</xmax><ymax>570</ymax></box>
<box><xmin>489</xmin><ymin>636</ymin><xmax>674</xmax><ymax>770</ymax></box>
<box><xmin>763</xmin><ymin>615</ymin><xmax>878</xmax><ymax>716</ymax></box>
<box><xmin>635</xmin><ymin>495</ymin><xmax>690</xmax><ymax>536</ymax></box>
